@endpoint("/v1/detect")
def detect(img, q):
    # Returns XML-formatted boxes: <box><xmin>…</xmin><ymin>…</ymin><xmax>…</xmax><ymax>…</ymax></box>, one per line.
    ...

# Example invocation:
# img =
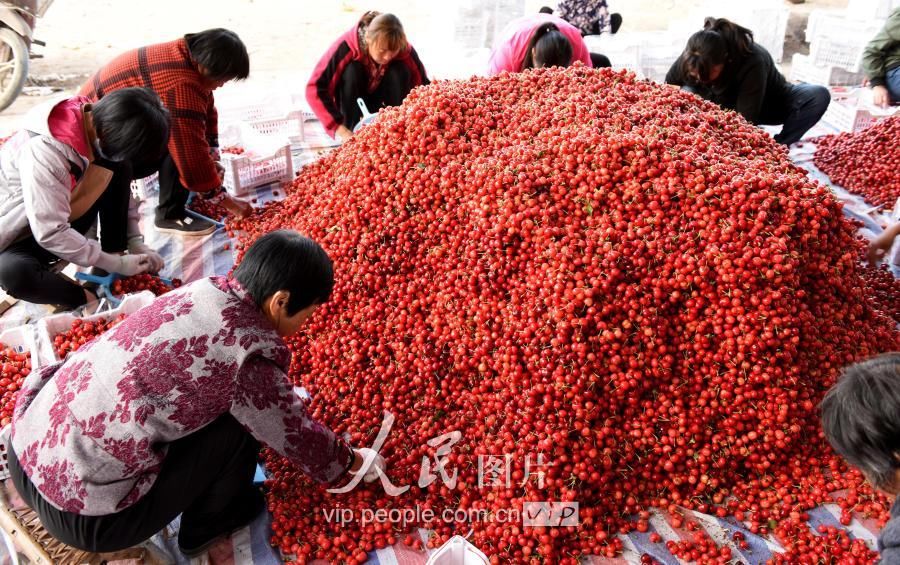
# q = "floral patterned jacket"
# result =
<box><xmin>11</xmin><ymin>276</ymin><xmax>354</xmax><ymax>516</ymax></box>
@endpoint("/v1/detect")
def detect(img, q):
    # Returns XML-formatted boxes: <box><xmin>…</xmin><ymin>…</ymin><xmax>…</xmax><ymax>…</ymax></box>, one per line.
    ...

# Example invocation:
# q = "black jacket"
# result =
<box><xmin>665</xmin><ymin>43</ymin><xmax>792</xmax><ymax>125</ymax></box>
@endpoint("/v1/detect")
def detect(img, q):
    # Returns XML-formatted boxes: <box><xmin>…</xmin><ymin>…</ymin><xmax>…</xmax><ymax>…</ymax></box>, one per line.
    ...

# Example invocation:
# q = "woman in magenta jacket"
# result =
<box><xmin>488</xmin><ymin>13</ymin><xmax>607</xmax><ymax>75</ymax></box>
<box><xmin>306</xmin><ymin>11</ymin><xmax>429</xmax><ymax>143</ymax></box>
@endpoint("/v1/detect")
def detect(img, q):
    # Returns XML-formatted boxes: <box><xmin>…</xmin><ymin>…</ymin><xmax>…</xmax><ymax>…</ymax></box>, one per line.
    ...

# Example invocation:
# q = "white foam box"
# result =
<box><xmin>0</xmin><ymin>325</ymin><xmax>36</xmax><ymax>371</ymax></box>
<box><xmin>35</xmin><ymin>291</ymin><xmax>155</xmax><ymax>366</ymax></box>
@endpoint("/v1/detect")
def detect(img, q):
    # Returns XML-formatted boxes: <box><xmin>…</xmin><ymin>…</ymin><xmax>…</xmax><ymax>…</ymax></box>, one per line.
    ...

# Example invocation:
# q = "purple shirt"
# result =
<box><xmin>11</xmin><ymin>276</ymin><xmax>353</xmax><ymax>515</ymax></box>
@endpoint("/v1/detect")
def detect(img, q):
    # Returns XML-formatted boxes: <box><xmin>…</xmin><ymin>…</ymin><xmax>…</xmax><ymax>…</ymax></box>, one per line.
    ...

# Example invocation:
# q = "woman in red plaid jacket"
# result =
<box><xmin>80</xmin><ymin>29</ymin><xmax>252</xmax><ymax>236</ymax></box>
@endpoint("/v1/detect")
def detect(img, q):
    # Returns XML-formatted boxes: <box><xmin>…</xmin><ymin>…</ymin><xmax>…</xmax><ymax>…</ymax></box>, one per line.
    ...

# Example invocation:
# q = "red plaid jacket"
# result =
<box><xmin>79</xmin><ymin>38</ymin><xmax>219</xmax><ymax>192</ymax></box>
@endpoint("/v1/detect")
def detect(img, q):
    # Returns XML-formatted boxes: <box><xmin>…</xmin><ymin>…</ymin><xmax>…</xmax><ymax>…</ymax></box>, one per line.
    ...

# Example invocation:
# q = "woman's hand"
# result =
<box><xmin>221</xmin><ymin>194</ymin><xmax>253</xmax><ymax>218</ymax></box>
<box><xmin>873</xmin><ymin>85</ymin><xmax>891</xmax><ymax>108</ymax></box>
<box><xmin>215</xmin><ymin>161</ymin><xmax>226</xmax><ymax>183</ymax></box>
<box><xmin>868</xmin><ymin>223</ymin><xmax>900</xmax><ymax>266</ymax></box>
<box><xmin>336</xmin><ymin>125</ymin><xmax>354</xmax><ymax>143</ymax></box>
<box><xmin>350</xmin><ymin>448</ymin><xmax>386</xmax><ymax>482</ymax></box>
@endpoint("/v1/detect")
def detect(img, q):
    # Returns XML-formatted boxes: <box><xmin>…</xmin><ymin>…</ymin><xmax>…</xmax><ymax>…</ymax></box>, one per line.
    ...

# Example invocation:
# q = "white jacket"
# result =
<box><xmin>0</xmin><ymin>97</ymin><xmax>137</xmax><ymax>271</ymax></box>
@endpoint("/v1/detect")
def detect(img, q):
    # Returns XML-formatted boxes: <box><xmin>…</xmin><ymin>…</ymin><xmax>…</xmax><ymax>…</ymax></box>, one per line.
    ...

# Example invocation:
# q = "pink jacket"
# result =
<box><xmin>487</xmin><ymin>14</ymin><xmax>592</xmax><ymax>75</ymax></box>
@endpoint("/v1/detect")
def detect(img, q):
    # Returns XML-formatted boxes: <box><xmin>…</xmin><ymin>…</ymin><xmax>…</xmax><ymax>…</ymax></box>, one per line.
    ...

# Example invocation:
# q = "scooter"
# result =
<box><xmin>0</xmin><ymin>0</ymin><xmax>52</xmax><ymax>112</ymax></box>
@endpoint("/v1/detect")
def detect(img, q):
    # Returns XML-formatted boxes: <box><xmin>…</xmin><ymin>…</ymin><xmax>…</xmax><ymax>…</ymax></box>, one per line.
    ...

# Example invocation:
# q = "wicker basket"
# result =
<box><xmin>0</xmin><ymin>482</ymin><xmax>146</xmax><ymax>563</ymax></box>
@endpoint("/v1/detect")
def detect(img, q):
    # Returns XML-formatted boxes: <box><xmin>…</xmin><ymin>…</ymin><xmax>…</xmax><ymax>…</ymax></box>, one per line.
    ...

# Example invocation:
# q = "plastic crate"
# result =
<box><xmin>847</xmin><ymin>0</ymin><xmax>900</xmax><ymax>19</ymax></box>
<box><xmin>222</xmin><ymin>145</ymin><xmax>293</xmax><ymax>198</ymax></box>
<box><xmin>641</xmin><ymin>46</ymin><xmax>680</xmax><ymax>83</ymax></box>
<box><xmin>583</xmin><ymin>35</ymin><xmax>643</xmax><ymax>76</ymax></box>
<box><xmin>810</xmin><ymin>33</ymin><xmax>875</xmax><ymax>73</ymax></box>
<box><xmin>130</xmin><ymin>171</ymin><xmax>159</xmax><ymax>201</ymax></box>
<box><xmin>805</xmin><ymin>10</ymin><xmax>883</xmax><ymax>43</ymax></box>
<box><xmin>245</xmin><ymin>112</ymin><xmax>305</xmax><ymax>148</ymax></box>
<box><xmin>789</xmin><ymin>54</ymin><xmax>867</xmax><ymax>87</ymax></box>
<box><xmin>217</xmin><ymin>95</ymin><xmax>292</xmax><ymax>126</ymax></box>
<box><xmin>821</xmin><ymin>98</ymin><xmax>900</xmax><ymax>133</ymax></box>
<box><xmin>35</xmin><ymin>291</ymin><xmax>155</xmax><ymax>366</ymax></box>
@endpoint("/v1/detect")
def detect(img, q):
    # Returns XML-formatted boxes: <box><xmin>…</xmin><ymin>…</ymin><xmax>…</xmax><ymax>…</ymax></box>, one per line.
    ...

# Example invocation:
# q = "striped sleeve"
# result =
<box><xmin>206</xmin><ymin>94</ymin><xmax>219</xmax><ymax>149</ymax></box>
<box><xmin>164</xmin><ymin>84</ymin><xmax>220</xmax><ymax>192</ymax></box>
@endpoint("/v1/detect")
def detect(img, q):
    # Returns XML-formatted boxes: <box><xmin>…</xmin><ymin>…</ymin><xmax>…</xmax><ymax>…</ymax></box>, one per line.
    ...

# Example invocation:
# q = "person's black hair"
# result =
<box><xmin>523</xmin><ymin>24</ymin><xmax>573</xmax><ymax>70</ymax></box>
<box><xmin>679</xmin><ymin>17</ymin><xmax>754</xmax><ymax>83</ymax></box>
<box><xmin>185</xmin><ymin>28</ymin><xmax>250</xmax><ymax>82</ymax></box>
<box><xmin>92</xmin><ymin>87</ymin><xmax>170</xmax><ymax>163</ymax></box>
<box><xmin>234</xmin><ymin>230</ymin><xmax>334</xmax><ymax>315</ymax></box>
<box><xmin>538</xmin><ymin>6</ymin><xmax>554</xmax><ymax>14</ymax></box>
<box><xmin>821</xmin><ymin>353</ymin><xmax>900</xmax><ymax>490</ymax></box>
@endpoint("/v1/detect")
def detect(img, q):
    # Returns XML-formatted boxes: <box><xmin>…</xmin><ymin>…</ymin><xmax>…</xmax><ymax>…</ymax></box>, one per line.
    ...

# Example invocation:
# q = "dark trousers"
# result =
<box><xmin>8</xmin><ymin>414</ymin><xmax>261</xmax><ymax>553</ymax></box>
<box><xmin>887</xmin><ymin>65</ymin><xmax>900</xmax><ymax>104</ymax></box>
<box><xmin>338</xmin><ymin>59</ymin><xmax>413</xmax><ymax>131</ymax></box>
<box><xmin>154</xmin><ymin>153</ymin><xmax>189</xmax><ymax>222</ymax></box>
<box><xmin>772</xmin><ymin>83</ymin><xmax>831</xmax><ymax>146</ymax></box>
<box><xmin>0</xmin><ymin>161</ymin><xmax>132</xmax><ymax>309</ymax></box>
<box><xmin>590</xmin><ymin>52</ymin><xmax>611</xmax><ymax>68</ymax></box>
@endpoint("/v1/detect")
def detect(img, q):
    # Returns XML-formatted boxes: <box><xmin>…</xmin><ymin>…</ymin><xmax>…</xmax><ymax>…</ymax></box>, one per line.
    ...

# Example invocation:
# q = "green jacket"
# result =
<box><xmin>862</xmin><ymin>8</ymin><xmax>900</xmax><ymax>87</ymax></box>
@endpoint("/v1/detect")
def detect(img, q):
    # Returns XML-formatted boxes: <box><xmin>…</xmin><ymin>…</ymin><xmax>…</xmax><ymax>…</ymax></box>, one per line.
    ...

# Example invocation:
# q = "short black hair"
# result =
<box><xmin>185</xmin><ymin>28</ymin><xmax>250</xmax><ymax>82</ymax></box>
<box><xmin>523</xmin><ymin>24</ymin><xmax>573</xmax><ymax>70</ymax></box>
<box><xmin>821</xmin><ymin>353</ymin><xmax>900</xmax><ymax>490</ymax></box>
<box><xmin>234</xmin><ymin>230</ymin><xmax>334</xmax><ymax>315</ymax></box>
<box><xmin>92</xmin><ymin>87</ymin><xmax>170</xmax><ymax>163</ymax></box>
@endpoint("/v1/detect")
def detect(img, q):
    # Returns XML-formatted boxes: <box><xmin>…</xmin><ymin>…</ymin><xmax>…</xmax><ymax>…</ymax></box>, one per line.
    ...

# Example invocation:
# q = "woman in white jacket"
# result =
<box><xmin>0</xmin><ymin>88</ymin><xmax>169</xmax><ymax>309</ymax></box>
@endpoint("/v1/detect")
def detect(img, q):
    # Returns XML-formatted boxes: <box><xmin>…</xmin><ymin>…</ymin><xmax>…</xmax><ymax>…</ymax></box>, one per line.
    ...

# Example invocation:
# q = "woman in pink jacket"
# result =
<box><xmin>487</xmin><ymin>12</ymin><xmax>609</xmax><ymax>75</ymax></box>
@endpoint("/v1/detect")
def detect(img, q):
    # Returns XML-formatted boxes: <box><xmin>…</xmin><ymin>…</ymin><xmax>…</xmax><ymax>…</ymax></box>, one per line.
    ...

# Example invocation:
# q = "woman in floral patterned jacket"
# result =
<box><xmin>8</xmin><ymin>230</ymin><xmax>381</xmax><ymax>556</ymax></box>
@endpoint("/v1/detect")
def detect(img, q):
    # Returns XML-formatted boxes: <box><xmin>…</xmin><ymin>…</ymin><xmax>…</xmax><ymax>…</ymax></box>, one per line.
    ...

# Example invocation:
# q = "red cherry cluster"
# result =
<box><xmin>0</xmin><ymin>345</ymin><xmax>29</xmax><ymax>426</ymax></box>
<box><xmin>111</xmin><ymin>274</ymin><xmax>181</xmax><ymax>296</ymax></box>
<box><xmin>231</xmin><ymin>67</ymin><xmax>899</xmax><ymax>563</ymax></box>
<box><xmin>770</xmin><ymin>521</ymin><xmax>879</xmax><ymax>564</ymax></box>
<box><xmin>53</xmin><ymin>315</ymin><xmax>126</xmax><ymax>360</ymax></box>
<box><xmin>814</xmin><ymin>115</ymin><xmax>900</xmax><ymax>209</ymax></box>
<box><xmin>860</xmin><ymin>263</ymin><xmax>900</xmax><ymax>323</ymax></box>
<box><xmin>188</xmin><ymin>196</ymin><xmax>228</xmax><ymax>221</ymax></box>
<box><xmin>222</xmin><ymin>145</ymin><xmax>246</xmax><ymax>155</ymax></box>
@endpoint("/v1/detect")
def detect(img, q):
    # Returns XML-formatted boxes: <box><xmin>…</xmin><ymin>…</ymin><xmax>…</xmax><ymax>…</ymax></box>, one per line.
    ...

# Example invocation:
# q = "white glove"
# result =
<box><xmin>127</xmin><ymin>237</ymin><xmax>165</xmax><ymax>273</ymax></box>
<box><xmin>353</xmin><ymin>448</ymin><xmax>386</xmax><ymax>483</ymax></box>
<box><xmin>117</xmin><ymin>254</ymin><xmax>152</xmax><ymax>276</ymax></box>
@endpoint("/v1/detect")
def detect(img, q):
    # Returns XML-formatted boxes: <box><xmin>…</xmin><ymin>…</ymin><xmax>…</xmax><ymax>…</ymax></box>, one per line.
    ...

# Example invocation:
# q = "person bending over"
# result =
<box><xmin>821</xmin><ymin>353</ymin><xmax>900</xmax><ymax>563</ymax></box>
<box><xmin>488</xmin><ymin>12</ymin><xmax>609</xmax><ymax>75</ymax></box>
<box><xmin>666</xmin><ymin>17</ymin><xmax>830</xmax><ymax>146</ymax></box>
<box><xmin>0</xmin><ymin>88</ymin><xmax>169</xmax><ymax>310</ymax></box>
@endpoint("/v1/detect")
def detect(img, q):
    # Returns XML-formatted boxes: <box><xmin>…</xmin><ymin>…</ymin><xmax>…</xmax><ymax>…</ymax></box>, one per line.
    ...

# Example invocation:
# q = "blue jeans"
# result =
<box><xmin>887</xmin><ymin>65</ymin><xmax>900</xmax><ymax>104</ymax></box>
<box><xmin>773</xmin><ymin>83</ymin><xmax>830</xmax><ymax>146</ymax></box>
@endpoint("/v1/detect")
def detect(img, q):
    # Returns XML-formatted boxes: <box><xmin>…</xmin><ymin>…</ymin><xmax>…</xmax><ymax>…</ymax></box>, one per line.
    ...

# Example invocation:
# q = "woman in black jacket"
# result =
<box><xmin>666</xmin><ymin>18</ymin><xmax>830</xmax><ymax>146</ymax></box>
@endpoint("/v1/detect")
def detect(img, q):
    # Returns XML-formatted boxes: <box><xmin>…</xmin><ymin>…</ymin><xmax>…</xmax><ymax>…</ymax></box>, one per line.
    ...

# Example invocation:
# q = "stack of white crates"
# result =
<box><xmin>793</xmin><ymin>6</ymin><xmax>889</xmax><ymax>87</ymax></box>
<box><xmin>583</xmin><ymin>31</ymin><xmax>682</xmax><ymax>83</ymax></box>
<box><xmin>669</xmin><ymin>0</ymin><xmax>790</xmax><ymax>63</ymax></box>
